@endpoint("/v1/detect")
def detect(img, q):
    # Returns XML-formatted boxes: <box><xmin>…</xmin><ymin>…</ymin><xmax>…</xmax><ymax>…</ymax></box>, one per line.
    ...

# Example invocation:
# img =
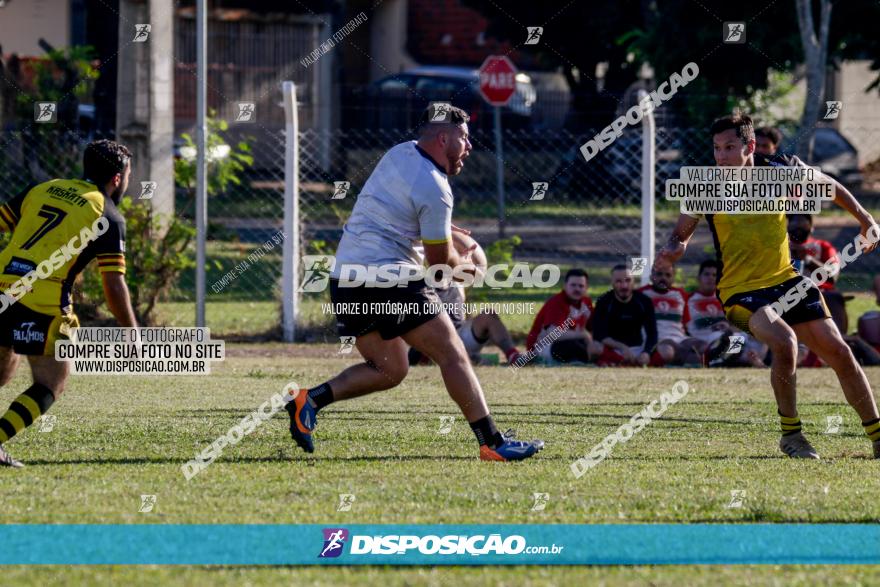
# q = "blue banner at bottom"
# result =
<box><xmin>3</xmin><ymin>524</ymin><xmax>879</xmax><ymax>565</ymax></box>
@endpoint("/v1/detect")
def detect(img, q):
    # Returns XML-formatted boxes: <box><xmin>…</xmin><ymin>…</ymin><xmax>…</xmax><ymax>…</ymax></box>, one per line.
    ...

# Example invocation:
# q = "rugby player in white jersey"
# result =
<box><xmin>285</xmin><ymin>104</ymin><xmax>543</xmax><ymax>461</ymax></box>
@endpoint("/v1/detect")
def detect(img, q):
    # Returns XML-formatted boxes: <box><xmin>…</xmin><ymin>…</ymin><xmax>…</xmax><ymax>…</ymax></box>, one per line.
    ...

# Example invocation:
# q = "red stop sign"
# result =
<box><xmin>478</xmin><ymin>55</ymin><xmax>518</xmax><ymax>106</ymax></box>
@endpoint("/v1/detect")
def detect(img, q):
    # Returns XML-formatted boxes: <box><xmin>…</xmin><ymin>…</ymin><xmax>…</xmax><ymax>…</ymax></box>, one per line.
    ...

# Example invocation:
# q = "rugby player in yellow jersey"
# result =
<box><xmin>656</xmin><ymin>113</ymin><xmax>880</xmax><ymax>459</ymax></box>
<box><xmin>0</xmin><ymin>139</ymin><xmax>138</xmax><ymax>467</ymax></box>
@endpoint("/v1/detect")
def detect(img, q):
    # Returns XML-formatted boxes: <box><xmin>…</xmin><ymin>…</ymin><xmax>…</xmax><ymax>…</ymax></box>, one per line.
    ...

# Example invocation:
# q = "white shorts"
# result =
<box><xmin>538</xmin><ymin>340</ymin><xmax>555</xmax><ymax>363</ymax></box>
<box><xmin>457</xmin><ymin>320</ymin><xmax>487</xmax><ymax>356</ymax></box>
<box><xmin>533</xmin><ymin>328</ymin><xmax>564</xmax><ymax>362</ymax></box>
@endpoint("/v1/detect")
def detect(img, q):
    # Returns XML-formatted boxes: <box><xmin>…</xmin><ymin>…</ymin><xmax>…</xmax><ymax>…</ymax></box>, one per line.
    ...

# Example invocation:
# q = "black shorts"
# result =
<box><xmin>329</xmin><ymin>278</ymin><xmax>442</xmax><ymax>340</ymax></box>
<box><xmin>0</xmin><ymin>302</ymin><xmax>79</xmax><ymax>356</ymax></box>
<box><xmin>722</xmin><ymin>276</ymin><xmax>830</xmax><ymax>333</ymax></box>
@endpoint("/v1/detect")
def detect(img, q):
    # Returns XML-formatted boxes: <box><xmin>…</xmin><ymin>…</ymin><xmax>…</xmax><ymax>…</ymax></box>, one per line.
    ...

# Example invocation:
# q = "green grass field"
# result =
<box><xmin>2</xmin><ymin>346</ymin><xmax>880</xmax><ymax>584</ymax></box>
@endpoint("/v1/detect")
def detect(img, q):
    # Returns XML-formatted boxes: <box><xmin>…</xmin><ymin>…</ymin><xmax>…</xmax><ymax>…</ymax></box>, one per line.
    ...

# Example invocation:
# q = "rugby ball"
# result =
<box><xmin>452</xmin><ymin>232</ymin><xmax>488</xmax><ymax>276</ymax></box>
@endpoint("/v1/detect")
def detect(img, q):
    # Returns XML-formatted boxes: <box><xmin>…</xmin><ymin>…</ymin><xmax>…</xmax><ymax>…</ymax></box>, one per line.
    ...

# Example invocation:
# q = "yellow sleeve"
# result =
<box><xmin>0</xmin><ymin>204</ymin><xmax>17</xmax><ymax>232</ymax></box>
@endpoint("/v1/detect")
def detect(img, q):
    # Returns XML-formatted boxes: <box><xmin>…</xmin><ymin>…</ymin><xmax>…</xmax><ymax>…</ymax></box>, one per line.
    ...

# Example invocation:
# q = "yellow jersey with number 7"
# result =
<box><xmin>0</xmin><ymin>179</ymin><xmax>126</xmax><ymax>316</ymax></box>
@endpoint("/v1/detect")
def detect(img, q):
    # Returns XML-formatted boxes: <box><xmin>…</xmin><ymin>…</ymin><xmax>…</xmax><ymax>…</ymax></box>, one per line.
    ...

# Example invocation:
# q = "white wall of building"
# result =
<box><xmin>835</xmin><ymin>60</ymin><xmax>880</xmax><ymax>167</ymax></box>
<box><xmin>0</xmin><ymin>0</ymin><xmax>70</xmax><ymax>56</ymax></box>
<box><xmin>369</xmin><ymin>0</ymin><xmax>417</xmax><ymax>81</ymax></box>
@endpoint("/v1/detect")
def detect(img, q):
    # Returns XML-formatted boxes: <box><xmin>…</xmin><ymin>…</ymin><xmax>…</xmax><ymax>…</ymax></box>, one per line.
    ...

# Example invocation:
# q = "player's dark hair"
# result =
<box><xmin>755</xmin><ymin>126</ymin><xmax>783</xmax><ymax>146</ymax></box>
<box><xmin>709</xmin><ymin>113</ymin><xmax>755</xmax><ymax>145</ymax></box>
<box><xmin>611</xmin><ymin>264</ymin><xmax>628</xmax><ymax>274</ymax></box>
<box><xmin>417</xmin><ymin>104</ymin><xmax>470</xmax><ymax>135</ymax></box>
<box><xmin>565</xmin><ymin>268</ymin><xmax>588</xmax><ymax>282</ymax></box>
<box><xmin>83</xmin><ymin>139</ymin><xmax>131</xmax><ymax>185</ymax></box>
<box><xmin>698</xmin><ymin>259</ymin><xmax>720</xmax><ymax>275</ymax></box>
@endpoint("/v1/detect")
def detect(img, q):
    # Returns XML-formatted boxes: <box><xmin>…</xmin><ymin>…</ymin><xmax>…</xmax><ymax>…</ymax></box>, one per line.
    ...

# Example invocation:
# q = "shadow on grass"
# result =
<box><xmin>172</xmin><ymin>407</ymin><xmax>755</xmax><ymax>427</ymax></box>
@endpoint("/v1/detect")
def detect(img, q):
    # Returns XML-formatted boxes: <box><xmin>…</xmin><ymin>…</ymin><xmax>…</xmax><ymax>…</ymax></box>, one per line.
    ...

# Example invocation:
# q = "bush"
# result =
<box><xmin>468</xmin><ymin>235</ymin><xmax>521</xmax><ymax>302</ymax></box>
<box><xmin>174</xmin><ymin>114</ymin><xmax>253</xmax><ymax>214</ymax></box>
<box><xmin>78</xmin><ymin>198</ymin><xmax>196</xmax><ymax>325</ymax></box>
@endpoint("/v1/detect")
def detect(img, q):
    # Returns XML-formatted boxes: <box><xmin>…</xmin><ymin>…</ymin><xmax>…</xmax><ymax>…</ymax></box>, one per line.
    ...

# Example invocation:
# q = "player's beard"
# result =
<box><xmin>109</xmin><ymin>179</ymin><xmax>127</xmax><ymax>205</ymax></box>
<box><xmin>447</xmin><ymin>149</ymin><xmax>466</xmax><ymax>176</ymax></box>
<box><xmin>109</xmin><ymin>185</ymin><xmax>123</xmax><ymax>205</ymax></box>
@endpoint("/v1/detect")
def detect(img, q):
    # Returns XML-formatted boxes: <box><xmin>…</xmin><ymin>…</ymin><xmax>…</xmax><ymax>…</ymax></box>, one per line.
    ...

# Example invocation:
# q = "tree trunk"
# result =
<box><xmin>795</xmin><ymin>0</ymin><xmax>832</xmax><ymax>162</ymax></box>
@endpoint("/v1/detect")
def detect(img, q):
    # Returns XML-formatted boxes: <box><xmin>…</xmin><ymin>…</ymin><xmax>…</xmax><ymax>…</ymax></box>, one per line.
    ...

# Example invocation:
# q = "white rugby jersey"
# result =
<box><xmin>685</xmin><ymin>290</ymin><xmax>726</xmax><ymax>344</ymax></box>
<box><xmin>637</xmin><ymin>285</ymin><xmax>689</xmax><ymax>344</ymax></box>
<box><xmin>331</xmin><ymin>141</ymin><xmax>452</xmax><ymax>283</ymax></box>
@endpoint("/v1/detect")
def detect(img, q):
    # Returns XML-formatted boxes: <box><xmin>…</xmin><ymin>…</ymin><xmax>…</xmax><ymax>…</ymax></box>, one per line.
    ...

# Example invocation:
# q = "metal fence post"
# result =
<box><xmin>494</xmin><ymin>106</ymin><xmax>505</xmax><ymax>239</ymax></box>
<box><xmin>195</xmin><ymin>0</ymin><xmax>207</xmax><ymax>326</ymax></box>
<box><xmin>639</xmin><ymin>90</ymin><xmax>656</xmax><ymax>286</ymax></box>
<box><xmin>282</xmin><ymin>81</ymin><xmax>300</xmax><ymax>342</ymax></box>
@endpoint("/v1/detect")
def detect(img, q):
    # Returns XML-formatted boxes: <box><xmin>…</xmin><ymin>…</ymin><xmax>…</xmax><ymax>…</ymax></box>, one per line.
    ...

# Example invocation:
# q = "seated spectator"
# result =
<box><xmin>592</xmin><ymin>265</ymin><xmax>657</xmax><ymax>366</ymax></box>
<box><xmin>525</xmin><ymin>269</ymin><xmax>600</xmax><ymax>364</ymax></box>
<box><xmin>703</xmin><ymin>331</ymin><xmax>771</xmax><ymax>368</ymax></box>
<box><xmin>688</xmin><ymin>260</ymin><xmax>768</xmax><ymax>368</ymax></box>
<box><xmin>685</xmin><ymin>260</ymin><xmax>728</xmax><ymax>346</ymax></box>
<box><xmin>755</xmin><ymin>126</ymin><xmax>783</xmax><ymax>157</ymax></box>
<box><xmin>788</xmin><ymin>214</ymin><xmax>847</xmax><ymax>332</ymax></box>
<box><xmin>843</xmin><ymin>311</ymin><xmax>880</xmax><ymax>367</ymax></box>
<box><xmin>638</xmin><ymin>260</ymin><xmax>703</xmax><ymax>365</ymax></box>
<box><xmin>859</xmin><ymin>311</ymin><xmax>880</xmax><ymax>353</ymax></box>
<box><xmin>787</xmin><ymin>216</ymin><xmax>880</xmax><ymax>366</ymax></box>
<box><xmin>409</xmin><ymin>283</ymin><xmax>523</xmax><ymax>366</ymax></box>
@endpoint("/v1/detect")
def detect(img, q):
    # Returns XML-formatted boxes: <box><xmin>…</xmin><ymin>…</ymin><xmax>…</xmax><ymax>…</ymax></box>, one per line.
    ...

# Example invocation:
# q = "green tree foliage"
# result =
<box><xmin>174</xmin><ymin>113</ymin><xmax>254</xmax><ymax>212</ymax></box>
<box><xmin>79</xmin><ymin>198</ymin><xmax>196</xmax><ymax>326</ymax></box>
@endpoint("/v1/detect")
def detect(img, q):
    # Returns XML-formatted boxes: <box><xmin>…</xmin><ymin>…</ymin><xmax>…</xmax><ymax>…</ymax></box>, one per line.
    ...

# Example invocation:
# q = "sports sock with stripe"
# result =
<box><xmin>0</xmin><ymin>384</ymin><xmax>55</xmax><ymax>443</ymax></box>
<box><xmin>469</xmin><ymin>415</ymin><xmax>504</xmax><ymax>449</ymax></box>
<box><xmin>862</xmin><ymin>418</ymin><xmax>880</xmax><ymax>442</ymax></box>
<box><xmin>779</xmin><ymin>411</ymin><xmax>802</xmax><ymax>436</ymax></box>
<box><xmin>307</xmin><ymin>382</ymin><xmax>334</xmax><ymax>412</ymax></box>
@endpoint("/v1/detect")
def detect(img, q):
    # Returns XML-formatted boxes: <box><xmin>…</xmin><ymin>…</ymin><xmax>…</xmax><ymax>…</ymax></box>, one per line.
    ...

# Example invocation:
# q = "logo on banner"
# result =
<box><xmin>319</xmin><ymin>528</ymin><xmax>349</xmax><ymax>558</ymax></box>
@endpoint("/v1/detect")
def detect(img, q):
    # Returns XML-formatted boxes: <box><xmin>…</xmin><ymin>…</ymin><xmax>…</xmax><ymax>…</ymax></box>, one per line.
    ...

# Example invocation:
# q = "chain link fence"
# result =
<box><xmin>299</xmin><ymin>127</ymin><xmax>651</xmax><ymax>265</ymax></box>
<box><xmin>2</xmin><ymin>119</ymin><xmax>880</xmax><ymax>339</ymax></box>
<box><xmin>298</xmin><ymin>126</ymin><xmax>880</xmax><ymax>265</ymax></box>
<box><xmin>0</xmin><ymin>125</ymin><xmax>291</xmax><ymax>338</ymax></box>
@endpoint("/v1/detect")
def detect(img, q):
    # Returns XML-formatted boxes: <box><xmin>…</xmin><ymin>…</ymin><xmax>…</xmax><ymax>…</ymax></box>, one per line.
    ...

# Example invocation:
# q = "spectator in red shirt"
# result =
<box><xmin>526</xmin><ymin>269</ymin><xmax>601</xmax><ymax>364</ymax></box>
<box><xmin>788</xmin><ymin>214</ymin><xmax>847</xmax><ymax>332</ymax></box>
<box><xmin>788</xmin><ymin>215</ymin><xmax>838</xmax><ymax>290</ymax></box>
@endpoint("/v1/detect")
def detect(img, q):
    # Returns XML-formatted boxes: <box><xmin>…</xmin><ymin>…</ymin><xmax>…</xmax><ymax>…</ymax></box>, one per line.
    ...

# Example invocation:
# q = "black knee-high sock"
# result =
<box><xmin>0</xmin><ymin>384</ymin><xmax>55</xmax><ymax>443</ymax></box>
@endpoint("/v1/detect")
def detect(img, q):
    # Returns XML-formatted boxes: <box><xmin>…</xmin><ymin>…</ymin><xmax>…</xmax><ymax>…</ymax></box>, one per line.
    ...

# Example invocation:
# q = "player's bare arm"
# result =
<box><xmin>424</xmin><ymin>240</ymin><xmax>475</xmax><ymax>270</ymax></box>
<box><xmin>656</xmin><ymin>213</ymin><xmax>700</xmax><ymax>266</ymax></box>
<box><xmin>101</xmin><ymin>272</ymin><xmax>138</xmax><ymax>328</ymax></box>
<box><xmin>825</xmin><ymin>177</ymin><xmax>879</xmax><ymax>254</ymax></box>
